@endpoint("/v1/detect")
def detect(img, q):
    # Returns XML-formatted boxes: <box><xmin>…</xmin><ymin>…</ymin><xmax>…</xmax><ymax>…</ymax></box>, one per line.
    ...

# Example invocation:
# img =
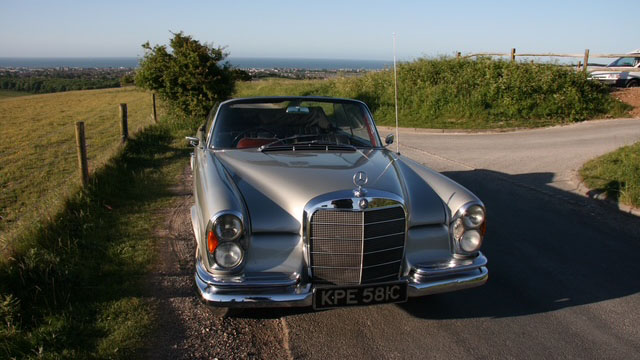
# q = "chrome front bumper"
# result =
<box><xmin>195</xmin><ymin>253</ymin><xmax>488</xmax><ymax>308</ymax></box>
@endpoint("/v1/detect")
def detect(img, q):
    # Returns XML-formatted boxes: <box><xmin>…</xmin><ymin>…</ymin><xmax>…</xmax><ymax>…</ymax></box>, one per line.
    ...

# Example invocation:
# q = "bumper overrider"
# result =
<box><xmin>195</xmin><ymin>253</ymin><xmax>488</xmax><ymax>308</ymax></box>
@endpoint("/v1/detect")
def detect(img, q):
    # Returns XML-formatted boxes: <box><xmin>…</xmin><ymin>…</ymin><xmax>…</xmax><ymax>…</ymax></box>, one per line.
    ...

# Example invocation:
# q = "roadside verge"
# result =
<box><xmin>0</xmin><ymin>124</ymin><xmax>191</xmax><ymax>359</ymax></box>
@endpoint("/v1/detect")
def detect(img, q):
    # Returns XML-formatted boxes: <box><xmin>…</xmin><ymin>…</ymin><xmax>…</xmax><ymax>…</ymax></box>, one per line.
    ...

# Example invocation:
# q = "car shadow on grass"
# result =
<box><xmin>398</xmin><ymin>169</ymin><xmax>640</xmax><ymax>320</ymax></box>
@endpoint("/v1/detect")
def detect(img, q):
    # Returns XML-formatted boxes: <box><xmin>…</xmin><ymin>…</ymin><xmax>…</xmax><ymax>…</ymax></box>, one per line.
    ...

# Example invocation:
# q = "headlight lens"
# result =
<box><xmin>451</xmin><ymin>203</ymin><xmax>486</xmax><ymax>255</ymax></box>
<box><xmin>462</xmin><ymin>205</ymin><xmax>485</xmax><ymax>228</ymax></box>
<box><xmin>214</xmin><ymin>242</ymin><xmax>243</xmax><ymax>268</ymax></box>
<box><xmin>214</xmin><ymin>215</ymin><xmax>243</xmax><ymax>241</ymax></box>
<box><xmin>452</xmin><ymin>218</ymin><xmax>465</xmax><ymax>241</ymax></box>
<box><xmin>460</xmin><ymin>230</ymin><xmax>482</xmax><ymax>252</ymax></box>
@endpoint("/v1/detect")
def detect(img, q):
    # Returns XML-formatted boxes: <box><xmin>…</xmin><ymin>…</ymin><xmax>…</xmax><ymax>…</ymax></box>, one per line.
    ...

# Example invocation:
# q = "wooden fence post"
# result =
<box><xmin>119</xmin><ymin>103</ymin><xmax>128</xmax><ymax>143</ymax></box>
<box><xmin>577</xmin><ymin>61</ymin><xmax>582</xmax><ymax>70</ymax></box>
<box><xmin>511</xmin><ymin>48</ymin><xmax>516</xmax><ymax>62</ymax></box>
<box><xmin>583</xmin><ymin>49</ymin><xmax>590</xmax><ymax>72</ymax></box>
<box><xmin>152</xmin><ymin>93</ymin><xmax>158</xmax><ymax>124</ymax></box>
<box><xmin>75</xmin><ymin>122</ymin><xmax>89</xmax><ymax>187</ymax></box>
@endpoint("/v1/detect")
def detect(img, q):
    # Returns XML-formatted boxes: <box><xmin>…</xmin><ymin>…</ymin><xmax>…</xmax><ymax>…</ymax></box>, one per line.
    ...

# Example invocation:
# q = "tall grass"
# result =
<box><xmin>0</xmin><ymin>88</ymin><xmax>155</xmax><ymax>254</ymax></box>
<box><xmin>580</xmin><ymin>142</ymin><xmax>640</xmax><ymax>208</ymax></box>
<box><xmin>0</xmin><ymin>122</ymin><xmax>191</xmax><ymax>359</ymax></box>
<box><xmin>236</xmin><ymin>58</ymin><xmax>630</xmax><ymax>128</ymax></box>
<box><xmin>0</xmin><ymin>88</ymin><xmax>193</xmax><ymax>358</ymax></box>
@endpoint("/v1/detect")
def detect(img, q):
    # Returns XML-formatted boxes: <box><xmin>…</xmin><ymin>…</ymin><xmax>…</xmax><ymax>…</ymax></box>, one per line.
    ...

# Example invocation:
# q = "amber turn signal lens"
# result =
<box><xmin>207</xmin><ymin>231</ymin><xmax>219</xmax><ymax>253</ymax></box>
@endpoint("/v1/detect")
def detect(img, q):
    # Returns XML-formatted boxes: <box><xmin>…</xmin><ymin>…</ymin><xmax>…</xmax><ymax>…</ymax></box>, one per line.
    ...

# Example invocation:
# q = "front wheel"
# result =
<box><xmin>626</xmin><ymin>79</ymin><xmax>639</xmax><ymax>88</ymax></box>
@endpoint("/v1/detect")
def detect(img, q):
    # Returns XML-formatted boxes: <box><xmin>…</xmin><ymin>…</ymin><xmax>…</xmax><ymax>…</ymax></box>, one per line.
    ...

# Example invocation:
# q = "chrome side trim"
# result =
<box><xmin>196</xmin><ymin>274</ymin><xmax>313</xmax><ymax>308</ymax></box>
<box><xmin>196</xmin><ymin>257</ymin><xmax>299</xmax><ymax>288</ymax></box>
<box><xmin>411</xmin><ymin>253</ymin><xmax>488</xmax><ymax>279</ymax></box>
<box><xmin>408</xmin><ymin>267</ymin><xmax>488</xmax><ymax>297</ymax></box>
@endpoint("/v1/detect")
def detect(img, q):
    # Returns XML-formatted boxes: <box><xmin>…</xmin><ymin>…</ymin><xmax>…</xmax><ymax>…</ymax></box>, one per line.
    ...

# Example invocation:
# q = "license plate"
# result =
<box><xmin>313</xmin><ymin>281</ymin><xmax>408</xmax><ymax>309</ymax></box>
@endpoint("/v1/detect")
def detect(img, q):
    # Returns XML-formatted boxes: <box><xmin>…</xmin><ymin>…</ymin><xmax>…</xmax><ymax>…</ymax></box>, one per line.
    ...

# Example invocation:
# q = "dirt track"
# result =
<box><xmin>145</xmin><ymin>167</ymin><xmax>290</xmax><ymax>360</ymax></box>
<box><xmin>613</xmin><ymin>87</ymin><xmax>640</xmax><ymax>117</ymax></box>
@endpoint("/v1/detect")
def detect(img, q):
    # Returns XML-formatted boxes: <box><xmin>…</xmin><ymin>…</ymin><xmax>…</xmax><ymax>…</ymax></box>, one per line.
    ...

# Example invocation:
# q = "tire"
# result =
<box><xmin>626</xmin><ymin>79</ymin><xmax>639</xmax><ymax>88</ymax></box>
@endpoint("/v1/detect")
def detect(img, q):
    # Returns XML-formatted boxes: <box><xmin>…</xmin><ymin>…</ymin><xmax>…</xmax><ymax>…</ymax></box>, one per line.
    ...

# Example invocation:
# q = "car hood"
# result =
<box><xmin>214</xmin><ymin>149</ymin><xmax>445</xmax><ymax>233</ymax></box>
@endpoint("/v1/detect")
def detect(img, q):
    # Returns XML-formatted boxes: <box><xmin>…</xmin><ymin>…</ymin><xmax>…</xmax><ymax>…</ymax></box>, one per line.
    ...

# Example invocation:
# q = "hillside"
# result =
<box><xmin>0</xmin><ymin>87</ymin><xmax>155</xmax><ymax>250</ymax></box>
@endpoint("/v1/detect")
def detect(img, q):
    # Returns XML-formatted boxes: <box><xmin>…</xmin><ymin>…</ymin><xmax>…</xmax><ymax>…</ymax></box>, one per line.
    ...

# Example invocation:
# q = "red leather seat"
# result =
<box><xmin>236</xmin><ymin>138</ymin><xmax>275</xmax><ymax>149</ymax></box>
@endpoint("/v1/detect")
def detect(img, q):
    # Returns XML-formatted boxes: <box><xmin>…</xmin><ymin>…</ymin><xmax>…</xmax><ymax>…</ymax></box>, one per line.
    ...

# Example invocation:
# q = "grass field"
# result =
<box><xmin>235</xmin><ymin>58</ymin><xmax>631</xmax><ymax>128</ymax></box>
<box><xmin>580</xmin><ymin>142</ymin><xmax>640</xmax><ymax>208</ymax></box>
<box><xmin>0</xmin><ymin>87</ymin><xmax>156</xmax><ymax>252</ymax></box>
<box><xmin>0</xmin><ymin>85</ymin><xmax>193</xmax><ymax>358</ymax></box>
<box><xmin>0</xmin><ymin>90</ymin><xmax>30</xmax><ymax>99</ymax></box>
<box><xmin>0</xmin><ymin>122</ymin><xmax>191</xmax><ymax>358</ymax></box>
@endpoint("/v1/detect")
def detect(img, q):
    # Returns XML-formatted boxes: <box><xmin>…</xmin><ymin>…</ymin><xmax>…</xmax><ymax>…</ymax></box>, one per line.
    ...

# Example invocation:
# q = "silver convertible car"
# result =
<box><xmin>188</xmin><ymin>97</ymin><xmax>488</xmax><ymax>310</ymax></box>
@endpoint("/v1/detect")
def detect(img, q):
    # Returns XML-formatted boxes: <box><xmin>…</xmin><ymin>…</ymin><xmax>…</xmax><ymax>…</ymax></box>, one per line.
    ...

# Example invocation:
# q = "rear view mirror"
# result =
<box><xmin>385</xmin><ymin>134</ymin><xmax>394</xmax><ymax>146</ymax></box>
<box><xmin>186</xmin><ymin>136</ymin><xmax>199</xmax><ymax>147</ymax></box>
<box><xmin>286</xmin><ymin>106</ymin><xmax>310</xmax><ymax>114</ymax></box>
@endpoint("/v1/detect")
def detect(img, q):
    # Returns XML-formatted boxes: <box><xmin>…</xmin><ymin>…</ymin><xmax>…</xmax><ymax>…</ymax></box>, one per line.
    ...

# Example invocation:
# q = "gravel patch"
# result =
<box><xmin>143</xmin><ymin>166</ymin><xmax>290</xmax><ymax>360</ymax></box>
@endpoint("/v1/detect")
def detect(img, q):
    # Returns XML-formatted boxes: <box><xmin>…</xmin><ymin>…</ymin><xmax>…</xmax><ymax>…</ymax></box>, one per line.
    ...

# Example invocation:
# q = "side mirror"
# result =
<box><xmin>385</xmin><ymin>134</ymin><xmax>394</xmax><ymax>146</ymax></box>
<box><xmin>186</xmin><ymin>136</ymin><xmax>200</xmax><ymax>147</ymax></box>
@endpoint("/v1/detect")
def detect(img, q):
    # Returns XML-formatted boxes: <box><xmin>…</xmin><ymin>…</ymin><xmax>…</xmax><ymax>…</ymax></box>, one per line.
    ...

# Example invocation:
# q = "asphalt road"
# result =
<box><xmin>153</xmin><ymin>119</ymin><xmax>640</xmax><ymax>359</ymax></box>
<box><xmin>264</xmin><ymin>119</ymin><xmax>640</xmax><ymax>359</ymax></box>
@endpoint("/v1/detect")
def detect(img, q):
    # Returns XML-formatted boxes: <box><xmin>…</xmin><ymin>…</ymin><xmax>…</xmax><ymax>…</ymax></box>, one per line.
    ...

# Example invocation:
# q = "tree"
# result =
<box><xmin>135</xmin><ymin>32</ymin><xmax>235</xmax><ymax>119</ymax></box>
<box><xmin>120</xmin><ymin>73</ymin><xmax>135</xmax><ymax>87</ymax></box>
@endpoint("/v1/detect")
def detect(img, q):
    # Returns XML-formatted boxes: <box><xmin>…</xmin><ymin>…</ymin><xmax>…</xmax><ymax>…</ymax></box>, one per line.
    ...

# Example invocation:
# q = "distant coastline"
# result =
<box><xmin>0</xmin><ymin>57</ymin><xmax>392</xmax><ymax>70</ymax></box>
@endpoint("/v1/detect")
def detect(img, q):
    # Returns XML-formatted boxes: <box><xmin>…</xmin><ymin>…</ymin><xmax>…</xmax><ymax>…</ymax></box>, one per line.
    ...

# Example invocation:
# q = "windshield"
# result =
<box><xmin>608</xmin><ymin>56</ymin><xmax>639</xmax><ymax>67</ymax></box>
<box><xmin>210</xmin><ymin>99</ymin><xmax>381</xmax><ymax>149</ymax></box>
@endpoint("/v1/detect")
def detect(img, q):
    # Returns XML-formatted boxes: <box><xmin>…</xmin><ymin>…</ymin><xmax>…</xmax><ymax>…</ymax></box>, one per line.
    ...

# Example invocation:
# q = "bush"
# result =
<box><xmin>235</xmin><ymin>58</ymin><xmax>630</xmax><ymax>128</ymax></box>
<box><xmin>120</xmin><ymin>73</ymin><xmax>135</xmax><ymax>87</ymax></box>
<box><xmin>135</xmin><ymin>32</ymin><xmax>235</xmax><ymax>122</ymax></box>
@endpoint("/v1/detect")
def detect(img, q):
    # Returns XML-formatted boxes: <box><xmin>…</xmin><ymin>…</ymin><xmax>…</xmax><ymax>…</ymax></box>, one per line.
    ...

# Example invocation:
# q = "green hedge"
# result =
<box><xmin>236</xmin><ymin>58</ymin><xmax>630</xmax><ymax>128</ymax></box>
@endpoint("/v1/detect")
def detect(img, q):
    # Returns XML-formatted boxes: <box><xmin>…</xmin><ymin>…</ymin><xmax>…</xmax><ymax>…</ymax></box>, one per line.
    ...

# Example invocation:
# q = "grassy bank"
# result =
<box><xmin>0</xmin><ymin>119</ymin><xmax>192</xmax><ymax>358</ymax></box>
<box><xmin>0</xmin><ymin>87</ymin><xmax>156</xmax><ymax>252</ymax></box>
<box><xmin>235</xmin><ymin>58</ymin><xmax>630</xmax><ymax>128</ymax></box>
<box><xmin>0</xmin><ymin>90</ymin><xmax>30</xmax><ymax>99</ymax></box>
<box><xmin>580</xmin><ymin>142</ymin><xmax>640</xmax><ymax>208</ymax></box>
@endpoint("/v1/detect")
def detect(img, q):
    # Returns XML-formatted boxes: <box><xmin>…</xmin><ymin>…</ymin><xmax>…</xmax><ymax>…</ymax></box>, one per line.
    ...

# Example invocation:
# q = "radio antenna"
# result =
<box><xmin>392</xmin><ymin>32</ymin><xmax>399</xmax><ymax>154</ymax></box>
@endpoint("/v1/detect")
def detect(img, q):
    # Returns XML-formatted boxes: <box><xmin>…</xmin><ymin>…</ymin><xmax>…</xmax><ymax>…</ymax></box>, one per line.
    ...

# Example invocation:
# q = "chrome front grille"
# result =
<box><xmin>309</xmin><ymin>206</ymin><xmax>405</xmax><ymax>285</ymax></box>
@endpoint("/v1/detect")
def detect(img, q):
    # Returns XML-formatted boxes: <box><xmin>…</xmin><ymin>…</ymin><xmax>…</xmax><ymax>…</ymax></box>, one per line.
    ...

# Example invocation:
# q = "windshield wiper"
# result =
<box><xmin>295</xmin><ymin>140</ymin><xmax>357</xmax><ymax>150</ymax></box>
<box><xmin>258</xmin><ymin>134</ymin><xmax>324</xmax><ymax>151</ymax></box>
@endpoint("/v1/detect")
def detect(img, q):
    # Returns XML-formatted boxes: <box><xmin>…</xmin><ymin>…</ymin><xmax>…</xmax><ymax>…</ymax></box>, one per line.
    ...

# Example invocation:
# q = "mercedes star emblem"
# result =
<box><xmin>353</xmin><ymin>171</ymin><xmax>368</xmax><ymax>187</ymax></box>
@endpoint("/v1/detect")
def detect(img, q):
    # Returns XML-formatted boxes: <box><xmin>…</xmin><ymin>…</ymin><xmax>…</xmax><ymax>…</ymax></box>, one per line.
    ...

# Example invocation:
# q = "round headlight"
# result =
<box><xmin>460</xmin><ymin>230</ymin><xmax>482</xmax><ymax>253</ymax></box>
<box><xmin>452</xmin><ymin>218</ymin><xmax>464</xmax><ymax>241</ymax></box>
<box><xmin>214</xmin><ymin>215</ymin><xmax>243</xmax><ymax>241</ymax></box>
<box><xmin>214</xmin><ymin>242</ymin><xmax>243</xmax><ymax>268</ymax></box>
<box><xmin>463</xmin><ymin>205</ymin><xmax>485</xmax><ymax>229</ymax></box>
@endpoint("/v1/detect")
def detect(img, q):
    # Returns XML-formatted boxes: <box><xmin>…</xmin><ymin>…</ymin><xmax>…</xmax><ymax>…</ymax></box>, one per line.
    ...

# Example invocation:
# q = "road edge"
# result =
<box><xmin>570</xmin><ymin>170</ymin><xmax>640</xmax><ymax>217</ymax></box>
<box><xmin>377</xmin><ymin>117</ymin><xmax>639</xmax><ymax>135</ymax></box>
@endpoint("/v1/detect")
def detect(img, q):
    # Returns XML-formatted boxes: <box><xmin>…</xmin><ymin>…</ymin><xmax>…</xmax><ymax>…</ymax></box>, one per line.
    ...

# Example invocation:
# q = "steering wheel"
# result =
<box><xmin>232</xmin><ymin>127</ymin><xmax>279</xmax><ymax>147</ymax></box>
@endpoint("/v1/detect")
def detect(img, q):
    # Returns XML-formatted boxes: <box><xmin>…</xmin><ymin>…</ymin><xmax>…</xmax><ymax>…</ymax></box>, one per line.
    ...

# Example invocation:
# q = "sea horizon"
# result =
<box><xmin>0</xmin><ymin>56</ymin><xmax>393</xmax><ymax>70</ymax></box>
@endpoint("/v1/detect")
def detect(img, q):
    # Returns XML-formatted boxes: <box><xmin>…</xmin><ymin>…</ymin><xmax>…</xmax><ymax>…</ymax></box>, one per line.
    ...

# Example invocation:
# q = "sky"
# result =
<box><xmin>1</xmin><ymin>0</ymin><xmax>637</xmax><ymax>60</ymax></box>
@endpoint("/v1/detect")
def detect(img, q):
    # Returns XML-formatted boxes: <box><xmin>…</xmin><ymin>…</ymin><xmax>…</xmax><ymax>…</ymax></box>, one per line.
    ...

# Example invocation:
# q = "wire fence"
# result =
<box><xmin>0</xmin><ymin>92</ymin><xmax>159</xmax><ymax>254</ymax></box>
